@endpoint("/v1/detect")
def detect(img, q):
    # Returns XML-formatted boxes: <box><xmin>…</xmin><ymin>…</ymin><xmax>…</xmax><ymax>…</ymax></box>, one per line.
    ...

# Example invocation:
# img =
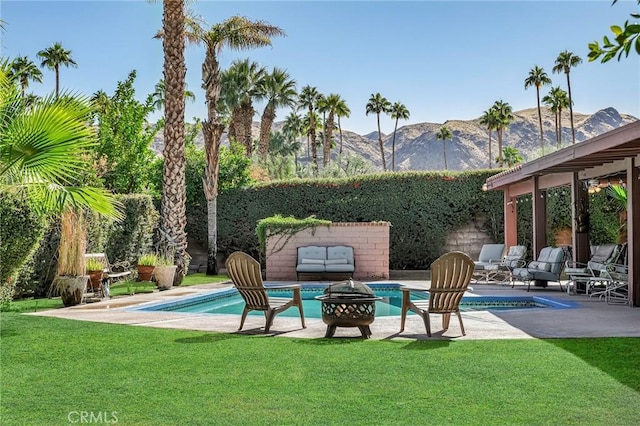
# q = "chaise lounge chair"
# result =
<box><xmin>400</xmin><ymin>251</ymin><xmax>475</xmax><ymax>337</ymax></box>
<box><xmin>225</xmin><ymin>251</ymin><xmax>306</xmax><ymax>333</ymax></box>
<box><xmin>483</xmin><ymin>245</ymin><xmax>527</xmax><ymax>286</ymax></box>
<box><xmin>472</xmin><ymin>243</ymin><xmax>506</xmax><ymax>282</ymax></box>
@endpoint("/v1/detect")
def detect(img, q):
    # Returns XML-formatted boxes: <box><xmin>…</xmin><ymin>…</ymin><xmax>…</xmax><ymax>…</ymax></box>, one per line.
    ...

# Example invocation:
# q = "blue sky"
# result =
<box><xmin>2</xmin><ymin>0</ymin><xmax>639</xmax><ymax>134</ymax></box>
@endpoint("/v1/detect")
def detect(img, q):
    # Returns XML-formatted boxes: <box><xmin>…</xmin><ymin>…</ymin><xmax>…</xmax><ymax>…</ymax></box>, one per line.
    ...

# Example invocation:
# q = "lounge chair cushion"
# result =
<box><xmin>474</xmin><ymin>244</ymin><xmax>505</xmax><ymax>270</ymax></box>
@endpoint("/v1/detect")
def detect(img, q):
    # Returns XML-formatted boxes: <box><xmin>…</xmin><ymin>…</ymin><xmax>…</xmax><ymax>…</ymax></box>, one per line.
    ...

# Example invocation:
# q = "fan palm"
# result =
<box><xmin>298</xmin><ymin>85</ymin><xmax>321</xmax><ymax>171</ymax></box>
<box><xmin>37</xmin><ymin>42</ymin><xmax>77</xmax><ymax>98</ymax></box>
<box><xmin>491</xmin><ymin>100</ymin><xmax>514</xmax><ymax>167</ymax></box>
<box><xmin>222</xmin><ymin>59</ymin><xmax>266</xmax><ymax>156</ymax></box>
<box><xmin>320</xmin><ymin>93</ymin><xmax>345</xmax><ymax>167</ymax></box>
<box><xmin>501</xmin><ymin>146</ymin><xmax>524</xmax><ymax>168</ymax></box>
<box><xmin>365</xmin><ymin>92</ymin><xmax>391</xmax><ymax>171</ymax></box>
<box><xmin>553</xmin><ymin>50</ymin><xmax>582</xmax><ymax>144</ymax></box>
<box><xmin>542</xmin><ymin>86</ymin><xmax>570</xmax><ymax>148</ymax></box>
<box><xmin>8</xmin><ymin>56</ymin><xmax>43</xmax><ymax>98</ymax></box>
<box><xmin>389</xmin><ymin>102</ymin><xmax>410</xmax><ymax>172</ymax></box>
<box><xmin>255</xmin><ymin>67</ymin><xmax>297</xmax><ymax>163</ymax></box>
<box><xmin>435</xmin><ymin>125</ymin><xmax>453</xmax><ymax>170</ymax></box>
<box><xmin>524</xmin><ymin>65</ymin><xmax>552</xmax><ymax>151</ymax></box>
<box><xmin>151</xmin><ymin>78</ymin><xmax>195</xmax><ymax>112</ymax></box>
<box><xmin>0</xmin><ymin>66</ymin><xmax>118</xmax><ymax>218</ymax></box>
<box><xmin>334</xmin><ymin>98</ymin><xmax>350</xmax><ymax>155</ymax></box>
<box><xmin>196</xmin><ymin>15</ymin><xmax>284</xmax><ymax>274</ymax></box>
<box><xmin>479</xmin><ymin>107</ymin><xmax>499</xmax><ymax>169</ymax></box>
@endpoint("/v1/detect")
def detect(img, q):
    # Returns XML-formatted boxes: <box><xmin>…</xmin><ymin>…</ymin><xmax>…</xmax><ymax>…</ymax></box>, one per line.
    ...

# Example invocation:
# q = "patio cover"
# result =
<box><xmin>484</xmin><ymin>121</ymin><xmax>640</xmax><ymax>307</ymax></box>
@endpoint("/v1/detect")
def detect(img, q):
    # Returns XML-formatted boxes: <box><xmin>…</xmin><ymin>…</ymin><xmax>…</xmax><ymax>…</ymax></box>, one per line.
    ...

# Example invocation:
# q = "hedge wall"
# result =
<box><xmin>216</xmin><ymin>171</ymin><xmax>504</xmax><ymax>269</ymax></box>
<box><xmin>12</xmin><ymin>193</ymin><xmax>158</xmax><ymax>298</ymax></box>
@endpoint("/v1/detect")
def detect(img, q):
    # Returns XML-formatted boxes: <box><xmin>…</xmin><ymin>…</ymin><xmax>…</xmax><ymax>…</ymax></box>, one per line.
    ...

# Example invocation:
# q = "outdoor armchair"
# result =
<box><xmin>400</xmin><ymin>251</ymin><xmax>475</xmax><ymax>337</ymax></box>
<box><xmin>513</xmin><ymin>247</ymin><xmax>566</xmax><ymax>292</ymax></box>
<box><xmin>483</xmin><ymin>245</ymin><xmax>527</xmax><ymax>286</ymax></box>
<box><xmin>473</xmin><ymin>243</ymin><xmax>506</xmax><ymax>282</ymax></box>
<box><xmin>225</xmin><ymin>251</ymin><xmax>306</xmax><ymax>333</ymax></box>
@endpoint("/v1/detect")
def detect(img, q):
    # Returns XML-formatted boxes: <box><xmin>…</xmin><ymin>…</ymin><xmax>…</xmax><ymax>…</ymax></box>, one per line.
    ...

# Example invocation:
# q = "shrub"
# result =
<box><xmin>0</xmin><ymin>191</ymin><xmax>45</xmax><ymax>303</ymax></box>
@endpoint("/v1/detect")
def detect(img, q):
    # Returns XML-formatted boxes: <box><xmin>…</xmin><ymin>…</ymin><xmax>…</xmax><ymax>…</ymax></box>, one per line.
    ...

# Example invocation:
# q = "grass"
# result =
<box><xmin>1</xmin><ymin>310</ymin><xmax>639</xmax><ymax>425</ymax></box>
<box><xmin>1</xmin><ymin>273</ymin><xmax>230</xmax><ymax>312</ymax></box>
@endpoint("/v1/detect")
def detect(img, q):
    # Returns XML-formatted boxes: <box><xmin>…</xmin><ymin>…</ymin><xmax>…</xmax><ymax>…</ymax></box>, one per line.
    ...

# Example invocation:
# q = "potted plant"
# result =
<box><xmin>85</xmin><ymin>257</ymin><xmax>104</xmax><ymax>292</ymax></box>
<box><xmin>153</xmin><ymin>250</ymin><xmax>176</xmax><ymax>291</ymax></box>
<box><xmin>52</xmin><ymin>209</ymin><xmax>89</xmax><ymax>306</ymax></box>
<box><xmin>136</xmin><ymin>253</ymin><xmax>157</xmax><ymax>282</ymax></box>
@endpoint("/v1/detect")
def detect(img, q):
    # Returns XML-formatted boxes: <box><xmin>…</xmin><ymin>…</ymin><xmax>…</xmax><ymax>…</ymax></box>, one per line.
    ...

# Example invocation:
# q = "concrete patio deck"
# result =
<box><xmin>30</xmin><ymin>277</ymin><xmax>640</xmax><ymax>341</ymax></box>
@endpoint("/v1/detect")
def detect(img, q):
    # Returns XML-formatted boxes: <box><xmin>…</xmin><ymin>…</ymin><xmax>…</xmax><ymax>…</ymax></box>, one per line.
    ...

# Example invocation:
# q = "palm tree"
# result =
<box><xmin>198</xmin><ymin>15</ymin><xmax>284</xmax><ymax>274</ymax></box>
<box><xmin>492</xmin><ymin>100</ymin><xmax>514</xmax><ymax>167</ymax></box>
<box><xmin>8</xmin><ymin>56</ymin><xmax>43</xmax><ymax>97</ymax></box>
<box><xmin>0</xmin><ymin>65</ymin><xmax>118</xmax><ymax>217</ymax></box>
<box><xmin>150</xmin><ymin>78</ymin><xmax>195</xmax><ymax>112</ymax></box>
<box><xmin>389</xmin><ymin>102</ymin><xmax>410</xmax><ymax>172</ymax></box>
<box><xmin>282</xmin><ymin>111</ymin><xmax>303</xmax><ymax>169</ymax></box>
<box><xmin>479</xmin><ymin>107</ymin><xmax>499</xmax><ymax>168</ymax></box>
<box><xmin>502</xmin><ymin>146</ymin><xmax>524</xmax><ymax>168</ymax></box>
<box><xmin>298</xmin><ymin>85</ymin><xmax>321</xmax><ymax>171</ymax></box>
<box><xmin>553</xmin><ymin>50</ymin><xmax>582</xmax><ymax>144</ymax></box>
<box><xmin>156</xmin><ymin>0</ymin><xmax>188</xmax><ymax>284</ymax></box>
<box><xmin>255</xmin><ymin>67</ymin><xmax>297</xmax><ymax>163</ymax></box>
<box><xmin>334</xmin><ymin>98</ymin><xmax>350</xmax><ymax>155</ymax></box>
<box><xmin>222</xmin><ymin>59</ymin><xmax>266</xmax><ymax>156</ymax></box>
<box><xmin>37</xmin><ymin>42</ymin><xmax>77</xmax><ymax>98</ymax></box>
<box><xmin>542</xmin><ymin>86</ymin><xmax>570</xmax><ymax>148</ymax></box>
<box><xmin>524</xmin><ymin>65</ymin><xmax>552</xmax><ymax>151</ymax></box>
<box><xmin>365</xmin><ymin>92</ymin><xmax>391</xmax><ymax>171</ymax></box>
<box><xmin>435</xmin><ymin>125</ymin><xmax>453</xmax><ymax>170</ymax></box>
<box><xmin>320</xmin><ymin>93</ymin><xmax>344</xmax><ymax>167</ymax></box>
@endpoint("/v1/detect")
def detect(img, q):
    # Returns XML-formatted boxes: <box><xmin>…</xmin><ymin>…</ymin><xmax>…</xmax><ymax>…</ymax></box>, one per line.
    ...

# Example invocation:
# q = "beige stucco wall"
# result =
<box><xmin>265</xmin><ymin>222</ymin><xmax>390</xmax><ymax>281</ymax></box>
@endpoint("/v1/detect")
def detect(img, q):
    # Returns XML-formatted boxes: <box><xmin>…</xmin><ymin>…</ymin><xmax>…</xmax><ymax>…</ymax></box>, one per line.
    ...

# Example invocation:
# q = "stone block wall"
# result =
<box><xmin>444</xmin><ymin>222</ymin><xmax>495</xmax><ymax>260</ymax></box>
<box><xmin>265</xmin><ymin>222</ymin><xmax>390</xmax><ymax>281</ymax></box>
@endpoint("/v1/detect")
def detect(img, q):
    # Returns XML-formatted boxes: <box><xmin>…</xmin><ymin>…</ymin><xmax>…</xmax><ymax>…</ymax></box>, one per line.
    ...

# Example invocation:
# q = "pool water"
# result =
<box><xmin>137</xmin><ymin>283</ymin><xmax>573</xmax><ymax>318</ymax></box>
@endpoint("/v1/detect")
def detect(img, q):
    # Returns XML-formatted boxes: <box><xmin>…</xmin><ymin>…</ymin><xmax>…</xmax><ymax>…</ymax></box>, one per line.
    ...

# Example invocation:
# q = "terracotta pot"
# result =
<box><xmin>54</xmin><ymin>275</ymin><xmax>89</xmax><ymax>307</ymax></box>
<box><xmin>87</xmin><ymin>270</ymin><xmax>103</xmax><ymax>291</ymax></box>
<box><xmin>137</xmin><ymin>265</ymin><xmax>155</xmax><ymax>282</ymax></box>
<box><xmin>154</xmin><ymin>265</ymin><xmax>177</xmax><ymax>290</ymax></box>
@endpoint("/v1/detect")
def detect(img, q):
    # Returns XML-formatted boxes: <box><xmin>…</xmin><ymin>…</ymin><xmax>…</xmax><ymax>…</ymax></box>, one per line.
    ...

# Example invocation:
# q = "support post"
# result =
<box><xmin>627</xmin><ymin>158</ymin><xmax>639</xmax><ymax>307</ymax></box>
<box><xmin>572</xmin><ymin>173</ymin><xmax>590</xmax><ymax>264</ymax></box>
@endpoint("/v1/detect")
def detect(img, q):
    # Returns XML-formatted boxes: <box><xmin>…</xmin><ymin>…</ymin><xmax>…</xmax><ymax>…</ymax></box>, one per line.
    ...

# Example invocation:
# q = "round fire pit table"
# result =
<box><xmin>315</xmin><ymin>280</ymin><xmax>381</xmax><ymax>338</ymax></box>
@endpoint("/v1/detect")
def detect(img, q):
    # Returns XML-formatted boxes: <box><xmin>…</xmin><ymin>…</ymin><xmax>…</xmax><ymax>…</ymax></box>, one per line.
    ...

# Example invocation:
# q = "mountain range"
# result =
<box><xmin>151</xmin><ymin>107</ymin><xmax>637</xmax><ymax>171</ymax></box>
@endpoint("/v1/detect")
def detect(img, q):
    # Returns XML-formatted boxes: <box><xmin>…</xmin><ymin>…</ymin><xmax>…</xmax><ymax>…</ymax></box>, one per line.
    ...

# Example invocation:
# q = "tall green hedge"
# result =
<box><xmin>211</xmin><ymin>171</ymin><xmax>623</xmax><ymax>269</ymax></box>
<box><xmin>0</xmin><ymin>191</ymin><xmax>46</xmax><ymax>303</ymax></box>
<box><xmin>216</xmin><ymin>171</ymin><xmax>504</xmax><ymax>268</ymax></box>
<box><xmin>12</xmin><ymin>193</ymin><xmax>158</xmax><ymax>298</ymax></box>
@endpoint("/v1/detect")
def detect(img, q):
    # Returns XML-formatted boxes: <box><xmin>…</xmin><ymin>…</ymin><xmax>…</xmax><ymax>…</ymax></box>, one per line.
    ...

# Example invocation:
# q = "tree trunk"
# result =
<box><xmin>239</xmin><ymin>102</ymin><xmax>255</xmax><ymax>156</ymax></box>
<box><xmin>323</xmin><ymin>111</ymin><xmax>336</xmax><ymax>167</ymax></box>
<box><xmin>555</xmin><ymin>110</ymin><xmax>560</xmax><ymax>148</ymax></box>
<box><xmin>392</xmin><ymin>118</ymin><xmax>398</xmax><ymax>172</ymax></box>
<box><xmin>309</xmin><ymin>107</ymin><xmax>318</xmax><ymax>173</ymax></box>
<box><xmin>377</xmin><ymin>113</ymin><xmax>386</xmax><ymax>171</ymax></box>
<box><xmin>161</xmin><ymin>0</ymin><xmax>187</xmax><ymax>285</ymax></box>
<box><xmin>338</xmin><ymin>116</ymin><xmax>344</xmax><ymax>154</ymax></box>
<box><xmin>536</xmin><ymin>88</ymin><xmax>544</xmax><ymax>152</ymax></box>
<box><xmin>228</xmin><ymin>106</ymin><xmax>240</xmax><ymax>143</ymax></box>
<box><xmin>497</xmin><ymin>129</ymin><xmax>503</xmax><ymax>167</ymax></box>
<box><xmin>202</xmin><ymin>41</ymin><xmax>225</xmax><ymax>275</ymax></box>
<box><xmin>55</xmin><ymin>64</ymin><xmax>60</xmax><ymax>98</ymax></box>
<box><xmin>258</xmin><ymin>104</ymin><xmax>276</xmax><ymax>163</ymax></box>
<box><xmin>558</xmin><ymin>107</ymin><xmax>563</xmax><ymax>148</ymax></box>
<box><xmin>488</xmin><ymin>129</ymin><xmax>493</xmax><ymax>169</ymax></box>
<box><xmin>443</xmin><ymin>140</ymin><xmax>448</xmax><ymax>170</ymax></box>
<box><xmin>566</xmin><ymin>73</ymin><xmax>576</xmax><ymax>144</ymax></box>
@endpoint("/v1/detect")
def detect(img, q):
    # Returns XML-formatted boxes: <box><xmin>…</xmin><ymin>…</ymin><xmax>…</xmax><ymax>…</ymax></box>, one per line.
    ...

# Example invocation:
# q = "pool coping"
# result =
<box><xmin>28</xmin><ymin>280</ymin><xmax>640</xmax><ymax>340</ymax></box>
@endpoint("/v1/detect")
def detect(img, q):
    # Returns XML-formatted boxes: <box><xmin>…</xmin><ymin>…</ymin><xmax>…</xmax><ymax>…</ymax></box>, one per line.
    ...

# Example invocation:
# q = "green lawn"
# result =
<box><xmin>1</xmin><ymin>307</ymin><xmax>639</xmax><ymax>425</ymax></box>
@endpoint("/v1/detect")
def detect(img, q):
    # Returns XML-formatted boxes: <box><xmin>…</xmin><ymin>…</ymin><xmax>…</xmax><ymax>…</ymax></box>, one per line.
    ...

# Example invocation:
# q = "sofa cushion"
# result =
<box><xmin>300</xmin><ymin>258</ymin><xmax>325</xmax><ymax>265</ymax></box>
<box><xmin>325</xmin><ymin>259</ymin><xmax>348</xmax><ymax>265</ymax></box>
<box><xmin>325</xmin><ymin>264</ymin><xmax>355</xmax><ymax>273</ymax></box>
<box><xmin>297</xmin><ymin>246</ymin><xmax>327</xmax><ymax>263</ymax></box>
<box><xmin>327</xmin><ymin>246</ymin><xmax>354</xmax><ymax>264</ymax></box>
<box><xmin>296</xmin><ymin>264</ymin><xmax>326</xmax><ymax>273</ymax></box>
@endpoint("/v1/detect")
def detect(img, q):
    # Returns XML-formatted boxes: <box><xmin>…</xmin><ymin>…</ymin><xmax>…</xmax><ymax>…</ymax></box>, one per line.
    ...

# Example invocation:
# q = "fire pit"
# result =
<box><xmin>315</xmin><ymin>280</ymin><xmax>381</xmax><ymax>338</ymax></box>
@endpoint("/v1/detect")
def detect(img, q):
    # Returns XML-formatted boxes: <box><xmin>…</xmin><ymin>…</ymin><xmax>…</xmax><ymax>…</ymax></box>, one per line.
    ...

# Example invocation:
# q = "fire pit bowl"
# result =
<box><xmin>315</xmin><ymin>280</ymin><xmax>382</xmax><ymax>338</ymax></box>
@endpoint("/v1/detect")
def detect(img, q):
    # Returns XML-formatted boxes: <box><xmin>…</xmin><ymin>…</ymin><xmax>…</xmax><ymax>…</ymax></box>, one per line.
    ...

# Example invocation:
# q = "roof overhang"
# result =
<box><xmin>485</xmin><ymin>121</ymin><xmax>640</xmax><ymax>192</ymax></box>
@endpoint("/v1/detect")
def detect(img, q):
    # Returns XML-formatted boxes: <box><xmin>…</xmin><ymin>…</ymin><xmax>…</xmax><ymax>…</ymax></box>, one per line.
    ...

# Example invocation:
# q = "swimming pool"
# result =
<box><xmin>135</xmin><ymin>283</ymin><xmax>576</xmax><ymax>318</ymax></box>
